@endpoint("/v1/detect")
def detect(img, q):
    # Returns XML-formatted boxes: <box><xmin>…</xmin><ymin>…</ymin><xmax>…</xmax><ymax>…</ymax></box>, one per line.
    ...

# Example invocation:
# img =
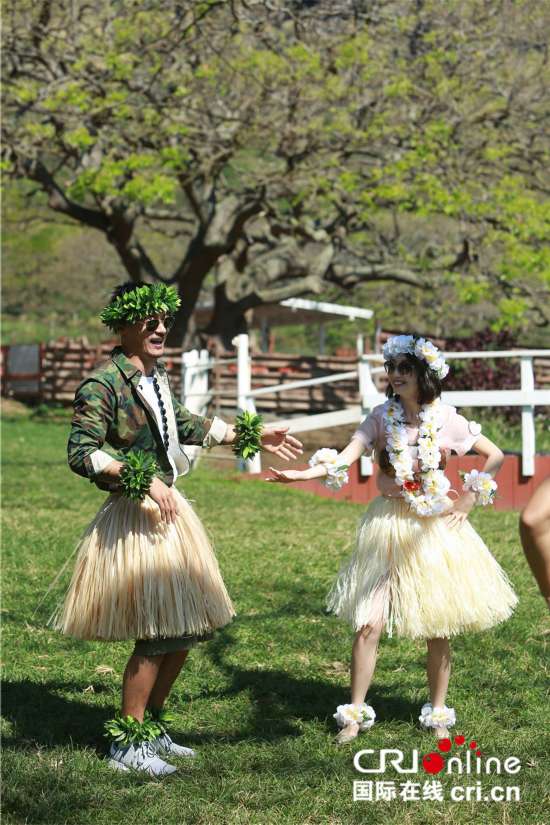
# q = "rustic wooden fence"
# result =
<box><xmin>2</xmin><ymin>336</ymin><xmax>549</xmax><ymax>420</ymax></box>
<box><xmin>1</xmin><ymin>338</ymin><xmax>364</xmax><ymax>415</ymax></box>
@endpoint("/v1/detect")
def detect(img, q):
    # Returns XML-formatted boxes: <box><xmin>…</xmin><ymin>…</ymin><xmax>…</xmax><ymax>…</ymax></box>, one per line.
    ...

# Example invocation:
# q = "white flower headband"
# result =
<box><xmin>382</xmin><ymin>335</ymin><xmax>450</xmax><ymax>380</ymax></box>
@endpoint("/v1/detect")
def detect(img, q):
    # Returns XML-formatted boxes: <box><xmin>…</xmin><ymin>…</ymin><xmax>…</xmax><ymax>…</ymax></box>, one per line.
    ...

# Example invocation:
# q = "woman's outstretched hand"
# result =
<box><xmin>260</xmin><ymin>426</ymin><xmax>303</xmax><ymax>461</ymax></box>
<box><xmin>265</xmin><ymin>467</ymin><xmax>307</xmax><ymax>484</ymax></box>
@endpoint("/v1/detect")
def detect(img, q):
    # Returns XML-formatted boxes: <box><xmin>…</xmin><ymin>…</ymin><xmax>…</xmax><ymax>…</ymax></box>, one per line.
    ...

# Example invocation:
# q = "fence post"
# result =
<box><xmin>235</xmin><ymin>334</ymin><xmax>261</xmax><ymax>473</ymax></box>
<box><xmin>358</xmin><ymin>355</ymin><xmax>375</xmax><ymax>477</ymax></box>
<box><xmin>180</xmin><ymin>349</ymin><xmax>211</xmax><ymax>468</ymax></box>
<box><xmin>181</xmin><ymin>349</ymin><xmax>195</xmax><ymax>407</ymax></box>
<box><xmin>520</xmin><ymin>355</ymin><xmax>536</xmax><ymax>476</ymax></box>
<box><xmin>181</xmin><ymin>349</ymin><xmax>210</xmax><ymax>413</ymax></box>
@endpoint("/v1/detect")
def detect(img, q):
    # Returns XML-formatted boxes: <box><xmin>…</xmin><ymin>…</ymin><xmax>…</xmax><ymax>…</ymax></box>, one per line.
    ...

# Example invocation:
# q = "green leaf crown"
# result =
<box><xmin>100</xmin><ymin>283</ymin><xmax>181</xmax><ymax>330</ymax></box>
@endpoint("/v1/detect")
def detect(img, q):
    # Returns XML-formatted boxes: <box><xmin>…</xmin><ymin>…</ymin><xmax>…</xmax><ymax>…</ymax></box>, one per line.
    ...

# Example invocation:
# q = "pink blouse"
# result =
<box><xmin>352</xmin><ymin>402</ymin><xmax>483</xmax><ymax>497</ymax></box>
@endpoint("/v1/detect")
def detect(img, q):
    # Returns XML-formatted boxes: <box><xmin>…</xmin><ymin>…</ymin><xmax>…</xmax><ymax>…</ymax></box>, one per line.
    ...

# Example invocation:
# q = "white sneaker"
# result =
<box><xmin>107</xmin><ymin>740</ymin><xmax>178</xmax><ymax>776</ymax></box>
<box><xmin>152</xmin><ymin>732</ymin><xmax>196</xmax><ymax>758</ymax></box>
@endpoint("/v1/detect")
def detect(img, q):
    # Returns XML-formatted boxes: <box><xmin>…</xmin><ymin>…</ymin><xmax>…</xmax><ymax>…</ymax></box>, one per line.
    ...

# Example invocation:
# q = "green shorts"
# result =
<box><xmin>132</xmin><ymin>631</ymin><xmax>215</xmax><ymax>657</ymax></box>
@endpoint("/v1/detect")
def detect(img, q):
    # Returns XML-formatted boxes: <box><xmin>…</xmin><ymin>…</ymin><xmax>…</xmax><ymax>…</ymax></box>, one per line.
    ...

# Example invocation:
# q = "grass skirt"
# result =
<box><xmin>50</xmin><ymin>487</ymin><xmax>236</xmax><ymax>641</ymax></box>
<box><xmin>326</xmin><ymin>496</ymin><xmax>518</xmax><ymax>640</ymax></box>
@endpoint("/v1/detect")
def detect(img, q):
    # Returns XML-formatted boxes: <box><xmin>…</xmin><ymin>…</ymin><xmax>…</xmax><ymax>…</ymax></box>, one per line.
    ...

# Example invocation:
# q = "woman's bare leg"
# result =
<box><xmin>351</xmin><ymin>621</ymin><xmax>384</xmax><ymax>704</ymax></box>
<box><xmin>335</xmin><ymin>619</ymin><xmax>384</xmax><ymax>743</ymax></box>
<box><xmin>426</xmin><ymin>637</ymin><xmax>451</xmax><ymax>738</ymax></box>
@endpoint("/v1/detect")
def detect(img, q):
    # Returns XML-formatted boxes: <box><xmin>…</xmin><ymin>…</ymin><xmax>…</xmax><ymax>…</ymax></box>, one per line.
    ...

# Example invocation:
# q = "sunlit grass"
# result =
<box><xmin>2</xmin><ymin>418</ymin><xmax>549</xmax><ymax>824</ymax></box>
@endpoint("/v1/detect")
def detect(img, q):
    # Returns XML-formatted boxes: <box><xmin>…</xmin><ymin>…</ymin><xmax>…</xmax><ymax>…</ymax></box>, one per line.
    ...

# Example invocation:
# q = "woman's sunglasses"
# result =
<box><xmin>384</xmin><ymin>359</ymin><xmax>414</xmax><ymax>376</ymax></box>
<box><xmin>143</xmin><ymin>315</ymin><xmax>175</xmax><ymax>332</ymax></box>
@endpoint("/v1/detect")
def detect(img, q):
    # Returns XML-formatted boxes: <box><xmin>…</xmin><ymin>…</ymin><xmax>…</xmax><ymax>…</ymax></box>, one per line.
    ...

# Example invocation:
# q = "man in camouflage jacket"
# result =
<box><xmin>59</xmin><ymin>282</ymin><xmax>302</xmax><ymax>777</ymax></box>
<box><xmin>68</xmin><ymin>344</ymin><xmax>227</xmax><ymax>493</ymax></box>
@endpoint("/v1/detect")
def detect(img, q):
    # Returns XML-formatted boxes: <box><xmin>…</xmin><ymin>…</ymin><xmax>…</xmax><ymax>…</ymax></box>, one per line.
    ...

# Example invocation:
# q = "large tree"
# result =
<box><xmin>3</xmin><ymin>0</ymin><xmax>549</xmax><ymax>347</ymax></box>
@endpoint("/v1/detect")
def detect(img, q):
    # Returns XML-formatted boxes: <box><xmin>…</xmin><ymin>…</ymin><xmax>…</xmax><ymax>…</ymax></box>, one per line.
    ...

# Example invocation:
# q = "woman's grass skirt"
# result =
<box><xmin>326</xmin><ymin>496</ymin><xmax>518</xmax><ymax>639</ymax></box>
<box><xmin>50</xmin><ymin>487</ymin><xmax>236</xmax><ymax>641</ymax></box>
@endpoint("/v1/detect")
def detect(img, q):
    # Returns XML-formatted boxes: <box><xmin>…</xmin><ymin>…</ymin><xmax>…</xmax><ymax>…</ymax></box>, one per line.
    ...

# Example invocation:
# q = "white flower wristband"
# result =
<box><xmin>308</xmin><ymin>448</ymin><xmax>349</xmax><ymax>491</ymax></box>
<box><xmin>461</xmin><ymin>470</ymin><xmax>497</xmax><ymax>506</ymax></box>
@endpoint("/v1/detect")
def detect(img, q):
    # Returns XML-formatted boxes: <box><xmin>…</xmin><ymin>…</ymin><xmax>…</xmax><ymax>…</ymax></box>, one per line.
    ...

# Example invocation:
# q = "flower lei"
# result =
<box><xmin>384</xmin><ymin>397</ymin><xmax>451</xmax><ymax>517</ymax></box>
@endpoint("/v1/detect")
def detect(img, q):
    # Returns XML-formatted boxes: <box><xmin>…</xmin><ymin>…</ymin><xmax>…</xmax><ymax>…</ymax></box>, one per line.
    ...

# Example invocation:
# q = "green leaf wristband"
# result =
<box><xmin>232</xmin><ymin>410</ymin><xmax>264</xmax><ymax>460</ymax></box>
<box><xmin>119</xmin><ymin>449</ymin><xmax>159</xmax><ymax>501</ymax></box>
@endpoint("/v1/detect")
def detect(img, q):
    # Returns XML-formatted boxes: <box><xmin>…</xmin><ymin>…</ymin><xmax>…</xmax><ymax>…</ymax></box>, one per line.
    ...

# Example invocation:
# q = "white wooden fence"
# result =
<box><xmin>212</xmin><ymin>336</ymin><xmax>549</xmax><ymax>476</ymax></box>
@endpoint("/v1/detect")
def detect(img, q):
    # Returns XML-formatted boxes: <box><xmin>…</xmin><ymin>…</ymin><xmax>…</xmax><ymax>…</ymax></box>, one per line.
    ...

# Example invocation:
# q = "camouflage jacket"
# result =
<box><xmin>67</xmin><ymin>345</ymin><xmax>227</xmax><ymax>492</ymax></box>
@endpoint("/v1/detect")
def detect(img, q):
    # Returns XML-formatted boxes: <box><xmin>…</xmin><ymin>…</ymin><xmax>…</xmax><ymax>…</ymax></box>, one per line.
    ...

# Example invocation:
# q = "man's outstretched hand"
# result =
<box><xmin>260</xmin><ymin>426</ymin><xmax>303</xmax><ymax>461</ymax></box>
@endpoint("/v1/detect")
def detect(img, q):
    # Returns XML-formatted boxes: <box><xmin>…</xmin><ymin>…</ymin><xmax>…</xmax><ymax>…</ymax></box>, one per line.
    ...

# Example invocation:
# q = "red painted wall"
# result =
<box><xmin>252</xmin><ymin>455</ymin><xmax>550</xmax><ymax>511</ymax></box>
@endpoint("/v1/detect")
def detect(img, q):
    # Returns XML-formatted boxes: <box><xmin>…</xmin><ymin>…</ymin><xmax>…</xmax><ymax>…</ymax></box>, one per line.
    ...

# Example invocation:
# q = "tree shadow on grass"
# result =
<box><xmin>195</xmin><ymin>622</ymin><xmax>419</xmax><ymax>743</ymax></box>
<box><xmin>2</xmin><ymin>678</ymin><xmax>114</xmax><ymax>752</ymax></box>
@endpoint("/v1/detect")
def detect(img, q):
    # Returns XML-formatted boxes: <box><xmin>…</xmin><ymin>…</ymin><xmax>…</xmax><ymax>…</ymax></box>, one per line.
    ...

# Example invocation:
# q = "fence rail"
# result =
<box><xmin>231</xmin><ymin>336</ymin><xmax>550</xmax><ymax>477</ymax></box>
<box><xmin>1</xmin><ymin>336</ymin><xmax>549</xmax><ymax>477</ymax></box>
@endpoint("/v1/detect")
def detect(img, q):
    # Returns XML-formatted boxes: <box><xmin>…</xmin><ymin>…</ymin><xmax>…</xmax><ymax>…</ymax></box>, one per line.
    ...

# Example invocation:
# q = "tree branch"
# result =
<box><xmin>18</xmin><ymin>158</ymin><xmax>109</xmax><ymax>232</ymax></box>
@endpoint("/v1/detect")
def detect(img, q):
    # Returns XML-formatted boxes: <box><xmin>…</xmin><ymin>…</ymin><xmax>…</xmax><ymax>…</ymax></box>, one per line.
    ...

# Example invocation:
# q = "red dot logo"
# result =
<box><xmin>438</xmin><ymin>738</ymin><xmax>452</xmax><ymax>752</ymax></box>
<box><xmin>470</xmin><ymin>740</ymin><xmax>478</xmax><ymax>749</ymax></box>
<box><xmin>422</xmin><ymin>752</ymin><xmax>445</xmax><ymax>774</ymax></box>
<box><xmin>476</xmin><ymin>750</ymin><xmax>482</xmax><ymax>757</ymax></box>
<box><xmin>454</xmin><ymin>735</ymin><xmax>465</xmax><ymax>745</ymax></box>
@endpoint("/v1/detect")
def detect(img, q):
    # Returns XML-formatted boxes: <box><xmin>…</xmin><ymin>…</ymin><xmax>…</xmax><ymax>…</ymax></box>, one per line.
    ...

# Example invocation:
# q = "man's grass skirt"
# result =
<box><xmin>51</xmin><ymin>487</ymin><xmax>235</xmax><ymax>641</ymax></box>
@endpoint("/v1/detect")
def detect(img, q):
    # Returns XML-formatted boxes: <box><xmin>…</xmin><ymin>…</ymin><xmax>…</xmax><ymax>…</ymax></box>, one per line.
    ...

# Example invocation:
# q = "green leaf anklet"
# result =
<box><xmin>232</xmin><ymin>411</ymin><xmax>263</xmax><ymax>460</ymax></box>
<box><xmin>147</xmin><ymin>707</ymin><xmax>175</xmax><ymax>735</ymax></box>
<box><xmin>104</xmin><ymin>713</ymin><xmax>163</xmax><ymax>746</ymax></box>
<box><xmin>119</xmin><ymin>450</ymin><xmax>159</xmax><ymax>501</ymax></box>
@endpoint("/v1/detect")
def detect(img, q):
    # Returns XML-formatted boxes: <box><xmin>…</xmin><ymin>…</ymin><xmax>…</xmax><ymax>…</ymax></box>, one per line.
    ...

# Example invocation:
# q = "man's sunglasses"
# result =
<box><xmin>384</xmin><ymin>359</ymin><xmax>414</xmax><ymax>376</ymax></box>
<box><xmin>143</xmin><ymin>315</ymin><xmax>175</xmax><ymax>332</ymax></box>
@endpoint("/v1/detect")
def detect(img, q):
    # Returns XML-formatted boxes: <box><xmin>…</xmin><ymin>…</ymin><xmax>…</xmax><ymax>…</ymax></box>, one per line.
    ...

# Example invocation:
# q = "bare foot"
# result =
<box><xmin>335</xmin><ymin>722</ymin><xmax>360</xmax><ymax>745</ymax></box>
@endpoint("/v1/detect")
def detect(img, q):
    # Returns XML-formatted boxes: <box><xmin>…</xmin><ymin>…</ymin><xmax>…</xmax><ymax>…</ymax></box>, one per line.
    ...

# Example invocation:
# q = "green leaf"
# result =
<box><xmin>232</xmin><ymin>411</ymin><xmax>263</xmax><ymax>460</ymax></box>
<box><xmin>119</xmin><ymin>449</ymin><xmax>159</xmax><ymax>501</ymax></box>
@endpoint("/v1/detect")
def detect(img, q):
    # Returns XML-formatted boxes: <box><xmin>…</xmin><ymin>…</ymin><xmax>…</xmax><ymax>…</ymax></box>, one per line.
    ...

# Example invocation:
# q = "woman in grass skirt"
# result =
<box><xmin>48</xmin><ymin>282</ymin><xmax>302</xmax><ymax>776</ymax></box>
<box><xmin>268</xmin><ymin>334</ymin><xmax>518</xmax><ymax>744</ymax></box>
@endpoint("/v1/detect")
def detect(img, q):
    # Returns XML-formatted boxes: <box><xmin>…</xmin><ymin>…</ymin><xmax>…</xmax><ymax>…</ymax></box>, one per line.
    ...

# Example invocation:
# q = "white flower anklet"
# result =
<box><xmin>419</xmin><ymin>702</ymin><xmax>456</xmax><ymax>730</ymax></box>
<box><xmin>334</xmin><ymin>702</ymin><xmax>376</xmax><ymax>731</ymax></box>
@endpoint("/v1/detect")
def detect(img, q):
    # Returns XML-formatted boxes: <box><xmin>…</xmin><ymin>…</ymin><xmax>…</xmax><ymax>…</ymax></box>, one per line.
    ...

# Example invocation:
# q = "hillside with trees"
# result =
<box><xmin>3</xmin><ymin>0</ymin><xmax>549</xmax><ymax>348</ymax></box>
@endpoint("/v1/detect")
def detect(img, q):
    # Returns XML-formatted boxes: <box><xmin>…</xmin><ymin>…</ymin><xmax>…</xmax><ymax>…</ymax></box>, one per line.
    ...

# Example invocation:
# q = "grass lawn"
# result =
<box><xmin>2</xmin><ymin>418</ymin><xmax>549</xmax><ymax>825</ymax></box>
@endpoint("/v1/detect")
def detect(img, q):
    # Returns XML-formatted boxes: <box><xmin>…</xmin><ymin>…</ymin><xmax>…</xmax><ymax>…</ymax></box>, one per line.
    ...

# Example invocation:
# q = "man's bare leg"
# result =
<box><xmin>147</xmin><ymin>649</ymin><xmax>190</xmax><ymax>712</ymax></box>
<box><xmin>121</xmin><ymin>653</ymin><xmax>165</xmax><ymax>721</ymax></box>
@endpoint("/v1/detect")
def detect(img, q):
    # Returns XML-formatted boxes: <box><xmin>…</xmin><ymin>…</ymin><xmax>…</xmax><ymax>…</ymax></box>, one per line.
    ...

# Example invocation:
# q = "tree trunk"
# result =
<box><xmin>203</xmin><ymin>283</ymin><xmax>257</xmax><ymax>349</ymax></box>
<box><xmin>165</xmin><ymin>243</ymin><xmax>224</xmax><ymax>349</ymax></box>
